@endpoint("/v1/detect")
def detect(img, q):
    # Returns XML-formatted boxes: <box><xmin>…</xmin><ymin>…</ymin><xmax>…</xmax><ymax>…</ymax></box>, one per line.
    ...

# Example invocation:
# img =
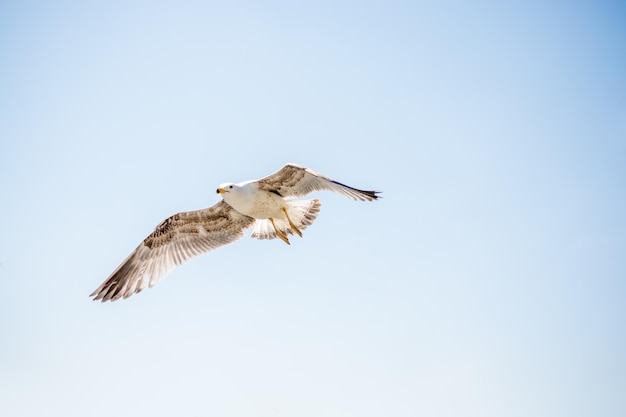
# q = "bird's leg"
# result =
<box><xmin>281</xmin><ymin>207</ymin><xmax>303</xmax><ymax>237</ymax></box>
<box><xmin>269</xmin><ymin>218</ymin><xmax>290</xmax><ymax>245</ymax></box>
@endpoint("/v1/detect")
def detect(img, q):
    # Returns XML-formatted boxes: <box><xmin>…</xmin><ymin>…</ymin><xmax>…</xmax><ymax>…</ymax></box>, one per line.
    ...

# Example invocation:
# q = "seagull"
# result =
<box><xmin>90</xmin><ymin>163</ymin><xmax>380</xmax><ymax>302</ymax></box>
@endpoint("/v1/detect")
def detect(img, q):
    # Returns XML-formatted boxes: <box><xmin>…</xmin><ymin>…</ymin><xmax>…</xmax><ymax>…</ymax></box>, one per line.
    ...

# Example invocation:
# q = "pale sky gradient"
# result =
<box><xmin>1</xmin><ymin>1</ymin><xmax>625</xmax><ymax>416</ymax></box>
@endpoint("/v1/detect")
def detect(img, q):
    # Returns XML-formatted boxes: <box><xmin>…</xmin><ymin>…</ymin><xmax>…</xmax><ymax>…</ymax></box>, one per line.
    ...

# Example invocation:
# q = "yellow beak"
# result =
<box><xmin>216</xmin><ymin>188</ymin><xmax>229</xmax><ymax>194</ymax></box>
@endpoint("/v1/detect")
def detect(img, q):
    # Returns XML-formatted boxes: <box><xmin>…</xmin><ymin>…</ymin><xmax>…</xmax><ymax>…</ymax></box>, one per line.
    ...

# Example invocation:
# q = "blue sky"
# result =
<box><xmin>1</xmin><ymin>1</ymin><xmax>625</xmax><ymax>416</ymax></box>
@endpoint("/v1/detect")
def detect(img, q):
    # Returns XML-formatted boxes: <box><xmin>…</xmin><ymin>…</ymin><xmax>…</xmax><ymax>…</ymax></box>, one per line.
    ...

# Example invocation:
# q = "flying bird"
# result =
<box><xmin>90</xmin><ymin>163</ymin><xmax>380</xmax><ymax>302</ymax></box>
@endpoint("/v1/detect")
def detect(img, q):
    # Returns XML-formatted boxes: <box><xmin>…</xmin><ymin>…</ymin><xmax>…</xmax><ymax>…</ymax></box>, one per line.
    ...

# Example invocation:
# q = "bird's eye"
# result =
<box><xmin>228</xmin><ymin>185</ymin><xmax>233</xmax><ymax>189</ymax></box>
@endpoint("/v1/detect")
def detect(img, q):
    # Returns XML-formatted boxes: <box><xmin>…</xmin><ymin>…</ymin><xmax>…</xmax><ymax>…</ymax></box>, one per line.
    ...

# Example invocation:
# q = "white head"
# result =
<box><xmin>216</xmin><ymin>182</ymin><xmax>236</xmax><ymax>194</ymax></box>
<box><xmin>216</xmin><ymin>182</ymin><xmax>243</xmax><ymax>205</ymax></box>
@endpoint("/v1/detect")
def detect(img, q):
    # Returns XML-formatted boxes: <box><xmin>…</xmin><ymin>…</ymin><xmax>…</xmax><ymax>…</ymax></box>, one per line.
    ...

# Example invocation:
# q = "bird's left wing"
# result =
<box><xmin>91</xmin><ymin>201</ymin><xmax>255</xmax><ymax>302</ymax></box>
<box><xmin>254</xmin><ymin>163</ymin><xmax>380</xmax><ymax>201</ymax></box>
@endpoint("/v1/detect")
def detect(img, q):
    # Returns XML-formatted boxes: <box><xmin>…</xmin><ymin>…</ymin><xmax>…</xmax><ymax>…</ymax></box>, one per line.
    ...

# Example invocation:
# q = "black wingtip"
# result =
<box><xmin>368</xmin><ymin>190</ymin><xmax>382</xmax><ymax>200</ymax></box>
<box><xmin>330</xmin><ymin>180</ymin><xmax>382</xmax><ymax>201</ymax></box>
<box><xmin>356</xmin><ymin>188</ymin><xmax>381</xmax><ymax>201</ymax></box>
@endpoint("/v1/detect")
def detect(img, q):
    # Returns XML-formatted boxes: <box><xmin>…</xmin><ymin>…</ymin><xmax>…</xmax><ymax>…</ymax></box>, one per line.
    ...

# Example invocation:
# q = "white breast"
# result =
<box><xmin>224</xmin><ymin>184</ymin><xmax>286</xmax><ymax>219</ymax></box>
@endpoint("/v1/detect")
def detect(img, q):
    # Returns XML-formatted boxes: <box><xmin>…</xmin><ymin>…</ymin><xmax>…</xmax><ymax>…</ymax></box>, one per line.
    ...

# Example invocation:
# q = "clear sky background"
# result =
<box><xmin>1</xmin><ymin>1</ymin><xmax>625</xmax><ymax>416</ymax></box>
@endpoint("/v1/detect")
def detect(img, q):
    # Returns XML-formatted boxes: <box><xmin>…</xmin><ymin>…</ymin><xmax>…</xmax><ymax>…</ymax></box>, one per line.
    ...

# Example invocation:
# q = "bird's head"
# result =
<box><xmin>216</xmin><ymin>183</ymin><xmax>247</xmax><ymax>205</ymax></box>
<box><xmin>216</xmin><ymin>183</ymin><xmax>236</xmax><ymax>196</ymax></box>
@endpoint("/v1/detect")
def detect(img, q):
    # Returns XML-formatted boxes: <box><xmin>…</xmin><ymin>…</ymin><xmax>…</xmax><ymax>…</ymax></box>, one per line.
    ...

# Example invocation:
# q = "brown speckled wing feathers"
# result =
<box><xmin>255</xmin><ymin>163</ymin><xmax>379</xmax><ymax>201</ymax></box>
<box><xmin>90</xmin><ymin>201</ymin><xmax>254</xmax><ymax>302</ymax></box>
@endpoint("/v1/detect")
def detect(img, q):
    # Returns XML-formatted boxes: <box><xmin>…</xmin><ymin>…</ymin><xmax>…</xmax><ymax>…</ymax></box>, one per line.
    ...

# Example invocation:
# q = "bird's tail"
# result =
<box><xmin>251</xmin><ymin>199</ymin><xmax>321</xmax><ymax>241</ymax></box>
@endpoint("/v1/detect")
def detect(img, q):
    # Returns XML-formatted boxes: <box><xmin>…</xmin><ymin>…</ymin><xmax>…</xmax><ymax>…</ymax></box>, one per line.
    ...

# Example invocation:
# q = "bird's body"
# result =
<box><xmin>91</xmin><ymin>163</ymin><xmax>380</xmax><ymax>302</ymax></box>
<box><xmin>219</xmin><ymin>181</ymin><xmax>286</xmax><ymax>219</ymax></box>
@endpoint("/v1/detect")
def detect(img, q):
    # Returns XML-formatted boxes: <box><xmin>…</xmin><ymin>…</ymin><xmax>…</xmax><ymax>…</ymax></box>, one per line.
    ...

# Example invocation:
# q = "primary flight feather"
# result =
<box><xmin>91</xmin><ymin>163</ymin><xmax>380</xmax><ymax>302</ymax></box>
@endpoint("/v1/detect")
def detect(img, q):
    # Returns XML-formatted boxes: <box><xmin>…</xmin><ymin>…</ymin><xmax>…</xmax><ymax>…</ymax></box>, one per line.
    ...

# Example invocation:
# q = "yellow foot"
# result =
<box><xmin>281</xmin><ymin>207</ymin><xmax>302</xmax><ymax>237</ymax></box>
<box><xmin>269</xmin><ymin>218</ymin><xmax>290</xmax><ymax>245</ymax></box>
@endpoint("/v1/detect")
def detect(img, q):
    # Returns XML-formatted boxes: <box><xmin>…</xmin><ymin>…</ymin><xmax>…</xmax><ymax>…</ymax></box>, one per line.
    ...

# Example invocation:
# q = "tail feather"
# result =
<box><xmin>251</xmin><ymin>199</ymin><xmax>321</xmax><ymax>241</ymax></box>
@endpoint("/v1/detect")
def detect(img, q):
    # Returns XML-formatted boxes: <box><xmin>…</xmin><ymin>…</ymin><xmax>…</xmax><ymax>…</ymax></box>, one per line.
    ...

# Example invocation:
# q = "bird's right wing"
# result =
<box><xmin>90</xmin><ymin>201</ymin><xmax>255</xmax><ymax>302</ymax></box>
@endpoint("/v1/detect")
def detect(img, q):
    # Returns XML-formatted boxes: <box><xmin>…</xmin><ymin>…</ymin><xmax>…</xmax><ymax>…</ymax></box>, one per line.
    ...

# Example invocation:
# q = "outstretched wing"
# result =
<box><xmin>91</xmin><ymin>201</ymin><xmax>255</xmax><ymax>302</ymax></box>
<box><xmin>254</xmin><ymin>163</ymin><xmax>380</xmax><ymax>201</ymax></box>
